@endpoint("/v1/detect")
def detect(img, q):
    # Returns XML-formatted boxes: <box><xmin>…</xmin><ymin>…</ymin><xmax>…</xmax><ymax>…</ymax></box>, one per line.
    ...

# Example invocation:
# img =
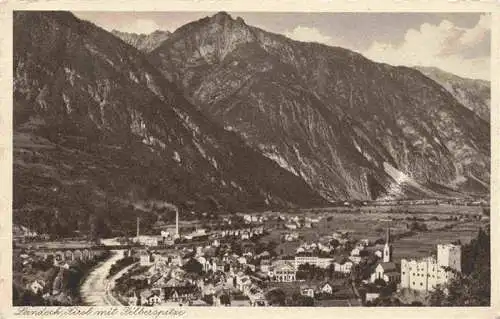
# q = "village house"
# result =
<box><xmin>27</xmin><ymin>280</ymin><xmax>45</xmax><ymax>294</ymax></box>
<box><xmin>243</xmin><ymin>215</ymin><xmax>252</xmax><ymax>223</ymax></box>
<box><xmin>134</xmin><ymin>235</ymin><xmax>161</xmax><ymax>247</ymax></box>
<box><xmin>196</xmin><ymin>256</ymin><xmax>211</xmax><ymax>272</ymax></box>
<box><xmin>142</xmin><ymin>291</ymin><xmax>162</xmax><ymax>306</ymax></box>
<box><xmin>195</xmin><ymin>246</ymin><xmax>203</xmax><ymax>256</ymax></box>
<box><xmin>246</xmin><ymin>264</ymin><xmax>256</xmax><ymax>272</ymax></box>
<box><xmin>211</xmin><ymin>258</ymin><xmax>225</xmax><ymax>272</ymax></box>
<box><xmin>236</xmin><ymin>275</ymin><xmax>252</xmax><ymax>293</ymax></box>
<box><xmin>309</xmin><ymin>217</ymin><xmax>321</xmax><ymax>223</ymax></box>
<box><xmin>295</xmin><ymin>255</ymin><xmax>334</xmax><ymax>269</ymax></box>
<box><xmin>128</xmin><ymin>291</ymin><xmax>140</xmax><ymax>306</ymax></box>
<box><xmin>317</xmin><ymin>257</ymin><xmax>334</xmax><ymax>269</ymax></box>
<box><xmin>163</xmin><ymin>286</ymin><xmax>197</xmax><ymax>303</ymax></box>
<box><xmin>349</xmin><ymin>247</ymin><xmax>363</xmax><ymax>264</ymax></box>
<box><xmin>170</xmin><ymin>268</ymin><xmax>187</xmax><ymax>281</ymax></box>
<box><xmin>212</xmin><ymin>294</ymin><xmax>222</xmax><ymax>307</ymax></box>
<box><xmin>365</xmin><ymin>290</ymin><xmax>380</xmax><ymax>303</ymax></box>
<box><xmin>318</xmin><ymin>282</ymin><xmax>334</xmax><ymax>295</ymax></box>
<box><xmin>332</xmin><ymin>231</ymin><xmax>348</xmax><ymax>241</ymax></box>
<box><xmin>300</xmin><ymin>286</ymin><xmax>315</xmax><ymax>298</ymax></box>
<box><xmin>260</xmin><ymin>259</ymin><xmax>271</xmax><ymax>272</ymax></box>
<box><xmin>139</xmin><ymin>251</ymin><xmax>154</xmax><ymax>266</ymax></box>
<box><xmin>268</xmin><ymin>260</ymin><xmax>296</xmax><ymax>282</ymax></box>
<box><xmin>284</xmin><ymin>232</ymin><xmax>299</xmax><ymax>242</ymax></box>
<box><xmin>254</xmin><ymin>225</ymin><xmax>264</xmax><ymax>234</ymax></box>
<box><xmin>359</xmin><ymin>239</ymin><xmax>371</xmax><ymax>247</ymax></box>
<box><xmin>333</xmin><ymin>257</ymin><xmax>353</xmax><ymax>274</ymax></box>
<box><xmin>201</xmin><ymin>282</ymin><xmax>216</xmax><ymax>296</ymax></box>
<box><xmin>238</xmin><ymin>256</ymin><xmax>247</xmax><ymax>265</ymax></box>
<box><xmin>58</xmin><ymin>261</ymin><xmax>70</xmax><ymax>269</ymax></box>
<box><xmin>318</xmin><ymin>242</ymin><xmax>333</xmax><ymax>253</ymax></box>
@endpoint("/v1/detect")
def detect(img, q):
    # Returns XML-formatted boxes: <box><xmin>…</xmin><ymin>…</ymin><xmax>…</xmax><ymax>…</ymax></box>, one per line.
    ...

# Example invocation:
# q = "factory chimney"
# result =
<box><xmin>175</xmin><ymin>208</ymin><xmax>179</xmax><ymax>237</ymax></box>
<box><xmin>136</xmin><ymin>217</ymin><xmax>140</xmax><ymax>238</ymax></box>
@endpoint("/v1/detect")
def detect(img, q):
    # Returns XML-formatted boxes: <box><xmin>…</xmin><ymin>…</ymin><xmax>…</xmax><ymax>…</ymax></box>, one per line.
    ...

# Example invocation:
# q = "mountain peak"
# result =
<box><xmin>151</xmin><ymin>29</ymin><xmax>171</xmax><ymax>36</ymax></box>
<box><xmin>212</xmin><ymin>11</ymin><xmax>233</xmax><ymax>21</ymax></box>
<box><xmin>208</xmin><ymin>11</ymin><xmax>247</xmax><ymax>26</ymax></box>
<box><xmin>112</xmin><ymin>28</ymin><xmax>171</xmax><ymax>53</ymax></box>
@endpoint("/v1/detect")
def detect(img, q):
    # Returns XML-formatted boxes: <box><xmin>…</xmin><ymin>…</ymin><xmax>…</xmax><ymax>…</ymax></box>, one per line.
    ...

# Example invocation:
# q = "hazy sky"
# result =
<box><xmin>73</xmin><ymin>12</ymin><xmax>491</xmax><ymax>81</ymax></box>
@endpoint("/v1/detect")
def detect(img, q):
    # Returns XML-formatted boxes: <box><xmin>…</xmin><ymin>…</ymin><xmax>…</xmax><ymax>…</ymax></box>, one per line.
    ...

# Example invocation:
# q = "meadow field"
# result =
<box><xmin>262</xmin><ymin>204</ymin><xmax>488</xmax><ymax>258</ymax></box>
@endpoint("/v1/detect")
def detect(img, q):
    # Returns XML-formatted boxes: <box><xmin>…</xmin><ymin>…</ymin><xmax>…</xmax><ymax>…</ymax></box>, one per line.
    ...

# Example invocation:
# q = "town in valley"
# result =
<box><xmin>14</xmin><ymin>199</ymin><xmax>490</xmax><ymax>307</ymax></box>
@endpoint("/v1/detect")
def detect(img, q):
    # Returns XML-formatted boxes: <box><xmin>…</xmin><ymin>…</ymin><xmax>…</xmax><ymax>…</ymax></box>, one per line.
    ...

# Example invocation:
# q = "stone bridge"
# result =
<box><xmin>39</xmin><ymin>248</ymin><xmax>107</xmax><ymax>263</ymax></box>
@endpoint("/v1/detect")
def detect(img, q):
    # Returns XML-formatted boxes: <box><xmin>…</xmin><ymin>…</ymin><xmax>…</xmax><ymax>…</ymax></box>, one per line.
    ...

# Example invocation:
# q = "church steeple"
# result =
<box><xmin>383</xmin><ymin>223</ymin><xmax>392</xmax><ymax>263</ymax></box>
<box><xmin>386</xmin><ymin>225</ymin><xmax>391</xmax><ymax>244</ymax></box>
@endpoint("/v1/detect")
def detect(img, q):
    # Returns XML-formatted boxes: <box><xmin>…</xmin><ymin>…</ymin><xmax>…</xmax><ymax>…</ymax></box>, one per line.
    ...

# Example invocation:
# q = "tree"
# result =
<box><xmin>367</xmin><ymin>296</ymin><xmax>401</xmax><ymax>307</ymax></box>
<box><xmin>182</xmin><ymin>258</ymin><xmax>203</xmax><ymax>275</ymax></box>
<box><xmin>428</xmin><ymin>285</ymin><xmax>447</xmax><ymax>306</ymax></box>
<box><xmin>266</xmin><ymin>289</ymin><xmax>286</xmax><ymax>306</ymax></box>
<box><xmin>408</xmin><ymin>221</ymin><xmax>427</xmax><ymax>232</ymax></box>
<box><xmin>220</xmin><ymin>294</ymin><xmax>231</xmax><ymax>306</ymax></box>
<box><xmin>380</xmin><ymin>282</ymin><xmax>396</xmax><ymax>297</ymax></box>
<box><xmin>329</xmin><ymin>239</ymin><xmax>340</xmax><ymax>249</ymax></box>
<box><xmin>482</xmin><ymin>207</ymin><xmax>490</xmax><ymax>216</ymax></box>
<box><xmin>373</xmin><ymin>278</ymin><xmax>386</xmax><ymax>287</ymax></box>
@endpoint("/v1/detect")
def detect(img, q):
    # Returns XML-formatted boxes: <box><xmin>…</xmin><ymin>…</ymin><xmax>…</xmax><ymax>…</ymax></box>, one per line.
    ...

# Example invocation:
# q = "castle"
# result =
<box><xmin>400</xmin><ymin>244</ymin><xmax>461</xmax><ymax>292</ymax></box>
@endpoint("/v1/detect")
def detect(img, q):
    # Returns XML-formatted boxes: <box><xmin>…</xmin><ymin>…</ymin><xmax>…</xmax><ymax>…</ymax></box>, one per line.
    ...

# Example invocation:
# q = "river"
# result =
<box><xmin>80</xmin><ymin>249</ymin><xmax>128</xmax><ymax>306</ymax></box>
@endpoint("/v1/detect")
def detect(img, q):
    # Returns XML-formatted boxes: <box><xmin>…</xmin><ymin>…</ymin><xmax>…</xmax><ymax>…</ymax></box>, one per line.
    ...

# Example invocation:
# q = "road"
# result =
<box><xmin>80</xmin><ymin>249</ymin><xmax>135</xmax><ymax>306</ymax></box>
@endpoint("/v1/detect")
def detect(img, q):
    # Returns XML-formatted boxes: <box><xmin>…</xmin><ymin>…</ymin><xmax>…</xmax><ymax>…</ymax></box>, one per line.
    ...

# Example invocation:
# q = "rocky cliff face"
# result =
<box><xmin>111</xmin><ymin>30</ymin><xmax>171</xmax><ymax>53</ymax></box>
<box><xmin>149</xmin><ymin>12</ymin><xmax>490</xmax><ymax>201</ymax></box>
<box><xmin>13</xmin><ymin>11</ymin><xmax>326</xmax><ymax>236</ymax></box>
<box><xmin>415</xmin><ymin>66</ymin><xmax>490</xmax><ymax>122</ymax></box>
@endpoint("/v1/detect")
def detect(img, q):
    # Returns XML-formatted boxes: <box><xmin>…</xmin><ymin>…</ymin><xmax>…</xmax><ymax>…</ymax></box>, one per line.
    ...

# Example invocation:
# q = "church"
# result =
<box><xmin>370</xmin><ymin>226</ymin><xmax>400</xmax><ymax>284</ymax></box>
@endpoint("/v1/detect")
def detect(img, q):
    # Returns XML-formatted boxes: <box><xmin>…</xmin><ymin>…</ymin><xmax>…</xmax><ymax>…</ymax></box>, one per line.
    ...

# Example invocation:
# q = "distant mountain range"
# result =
<box><xmin>111</xmin><ymin>30</ymin><xmax>171</xmax><ymax>53</ymax></box>
<box><xmin>414</xmin><ymin>66</ymin><xmax>490</xmax><ymax>122</ymax></box>
<box><xmin>13</xmin><ymin>11</ymin><xmax>490</xmax><ymax>237</ymax></box>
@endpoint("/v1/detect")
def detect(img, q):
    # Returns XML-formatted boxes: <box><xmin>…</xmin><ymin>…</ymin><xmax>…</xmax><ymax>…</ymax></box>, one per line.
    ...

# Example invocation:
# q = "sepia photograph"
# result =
<box><xmin>11</xmin><ymin>9</ymin><xmax>491</xmax><ymax>309</ymax></box>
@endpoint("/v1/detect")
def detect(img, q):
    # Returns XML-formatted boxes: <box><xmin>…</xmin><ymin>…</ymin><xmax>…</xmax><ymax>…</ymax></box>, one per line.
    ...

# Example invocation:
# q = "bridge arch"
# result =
<box><xmin>55</xmin><ymin>251</ymin><xmax>65</xmax><ymax>261</ymax></box>
<box><xmin>64</xmin><ymin>250</ymin><xmax>74</xmax><ymax>261</ymax></box>
<box><xmin>82</xmin><ymin>249</ymin><xmax>90</xmax><ymax>261</ymax></box>
<box><xmin>73</xmin><ymin>250</ymin><xmax>83</xmax><ymax>261</ymax></box>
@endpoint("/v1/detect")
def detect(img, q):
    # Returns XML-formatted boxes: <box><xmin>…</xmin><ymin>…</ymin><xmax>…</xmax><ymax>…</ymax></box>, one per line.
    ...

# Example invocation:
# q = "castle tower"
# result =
<box><xmin>383</xmin><ymin>224</ymin><xmax>392</xmax><ymax>262</ymax></box>
<box><xmin>437</xmin><ymin>243</ymin><xmax>461</xmax><ymax>272</ymax></box>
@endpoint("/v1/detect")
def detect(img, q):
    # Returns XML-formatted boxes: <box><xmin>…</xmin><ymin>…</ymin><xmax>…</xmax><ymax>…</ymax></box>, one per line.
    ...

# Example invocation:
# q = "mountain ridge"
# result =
<box><xmin>13</xmin><ymin>11</ymin><xmax>327</xmax><ymax>237</ymax></box>
<box><xmin>148</xmin><ymin>12</ymin><xmax>490</xmax><ymax>201</ymax></box>
<box><xmin>414</xmin><ymin>66</ymin><xmax>490</xmax><ymax>122</ymax></box>
<box><xmin>111</xmin><ymin>29</ymin><xmax>171</xmax><ymax>53</ymax></box>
